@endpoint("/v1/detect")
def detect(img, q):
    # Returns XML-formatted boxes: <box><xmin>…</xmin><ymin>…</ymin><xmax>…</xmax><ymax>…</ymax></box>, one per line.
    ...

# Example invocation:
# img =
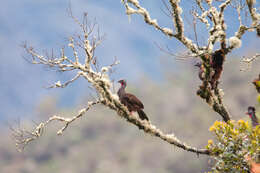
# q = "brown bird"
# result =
<box><xmin>246</xmin><ymin>106</ymin><xmax>259</xmax><ymax>128</ymax></box>
<box><xmin>194</xmin><ymin>62</ymin><xmax>205</xmax><ymax>81</ymax></box>
<box><xmin>210</xmin><ymin>50</ymin><xmax>225</xmax><ymax>89</ymax></box>
<box><xmin>252</xmin><ymin>74</ymin><xmax>260</xmax><ymax>94</ymax></box>
<box><xmin>117</xmin><ymin>79</ymin><xmax>149</xmax><ymax>121</ymax></box>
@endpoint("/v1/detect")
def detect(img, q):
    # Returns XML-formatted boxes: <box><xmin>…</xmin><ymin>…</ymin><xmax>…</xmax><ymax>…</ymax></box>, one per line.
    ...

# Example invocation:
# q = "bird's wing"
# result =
<box><xmin>123</xmin><ymin>93</ymin><xmax>144</xmax><ymax>109</ymax></box>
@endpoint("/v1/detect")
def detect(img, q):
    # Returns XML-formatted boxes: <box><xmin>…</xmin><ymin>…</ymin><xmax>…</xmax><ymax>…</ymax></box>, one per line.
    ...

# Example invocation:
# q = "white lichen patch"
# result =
<box><xmin>111</xmin><ymin>94</ymin><xmax>119</xmax><ymax>100</ymax></box>
<box><xmin>55</xmin><ymin>81</ymin><xmax>62</xmax><ymax>87</ymax></box>
<box><xmin>218</xmin><ymin>89</ymin><xmax>224</xmax><ymax>98</ymax></box>
<box><xmin>68</xmin><ymin>43</ymin><xmax>74</xmax><ymax>48</ymax></box>
<box><xmin>177</xmin><ymin>6</ymin><xmax>183</xmax><ymax>14</ymax></box>
<box><xmin>101</xmin><ymin>67</ymin><xmax>109</xmax><ymax>73</ymax></box>
<box><xmin>78</xmin><ymin>108</ymin><xmax>86</xmax><ymax>115</ymax></box>
<box><xmin>229</xmin><ymin>36</ymin><xmax>242</xmax><ymax>48</ymax></box>
<box><xmin>162</xmin><ymin>27</ymin><xmax>173</xmax><ymax>35</ymax></box>
<box><xmin>126</xmin><ymin>7</ymin><xmax>136</xmax><ymax>15</ymax></box>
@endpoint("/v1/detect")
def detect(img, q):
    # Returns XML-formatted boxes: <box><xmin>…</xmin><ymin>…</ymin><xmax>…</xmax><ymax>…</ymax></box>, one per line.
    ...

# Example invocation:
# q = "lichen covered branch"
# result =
<box><xmin>226</xmin><ymin>0</ymin><xmax>260</xmax><ymax>51</ymax></box>
<box><xmin>121</xmin><ymin>0</ymin><xmax>232</xmax><ymax>121</ymax></box>
<box><xmin>121</xmin><ymin>0</ymin><xmax>199</xmax><ymax>54</ymax></box>
<box><xmin>12</xmin><ymin>100</ymin><xmax>100</xmax><ymax>152</ymax></box>
<box><xmin>121</xmin><ymin>0</ymin><xmax>174</xmax><ymax>37</ymax></box>
<box><xmin>47</xmin><ymin>100</ymin><xmax>101</xmax><ymax>135</ymax></box>
<box><xmin>16</xmin><ymin>13</ymin><xmax>209</xmax><ymax>155</ymax></box>
<box><xmin>101</xmin><ymin>94</ymin><xmax>210</xmax><ymax>155</ymax></box>
<box><xmin>246</xmin><ymin>0</ymin><xmax>260</xmax><ymax>28</ymax></box>
<box><xmin>11</xmin><ymin>122</ymin><xmax>44</xmax><ymax>152</ymax></box>
<box><xmin>48</xmin><ymin>72</ymin><xmax>83</xmax><ymax>89</ymax></box>
<box><xmin>240</xmin><ymin>53</ymin><xmax>260</xmax><ymax>71</ymax></box>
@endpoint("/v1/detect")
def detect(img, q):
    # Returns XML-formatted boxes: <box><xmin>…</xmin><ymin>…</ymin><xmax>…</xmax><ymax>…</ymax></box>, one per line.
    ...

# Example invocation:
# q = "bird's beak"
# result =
<box><xmin>245</xmin><ymin>112</ymin><xmax>249</xmax><ymax>115</ymax></box>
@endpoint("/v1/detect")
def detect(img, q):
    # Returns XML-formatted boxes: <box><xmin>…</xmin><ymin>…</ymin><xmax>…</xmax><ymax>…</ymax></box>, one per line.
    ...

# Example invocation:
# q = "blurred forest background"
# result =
<box><xmin>0</xmin><ymin>0</ymin><xmax>260</xmax><ymax>172</ymax></box>
<box><xmin>1</xmin><ymin>59</ymin><xmax>259</xmax><ymax>173</ymax></box>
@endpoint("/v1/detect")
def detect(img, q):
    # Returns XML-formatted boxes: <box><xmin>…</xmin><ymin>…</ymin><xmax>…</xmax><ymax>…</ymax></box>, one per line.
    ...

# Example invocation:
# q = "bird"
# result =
<box><xmin>117</xmin><ymin>79</ymin><xmax>149</xmax><ymax>121</ymax></box>
<box><xmin>210</xmin><ymin>50</ymin><xmax>225</xmax><ymax>89</ymax></box>
<box><xmin>252</xmin><ymin>74</ymin><xmax>260</xmax><ymax>94</ymax></box>
<box><xmin>246</xmin><ymin>106</ymin><xmax>259</xmax><ymax>128</ymax></box>
<box><xmin>194</xmin><ymin>62</ymin><xmax>205</xmax><ymax>81</ymax></box>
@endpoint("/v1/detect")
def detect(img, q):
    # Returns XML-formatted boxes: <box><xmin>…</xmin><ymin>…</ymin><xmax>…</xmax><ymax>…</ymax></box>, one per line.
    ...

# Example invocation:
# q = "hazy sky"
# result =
<box><xmin>0</xmin><ymin>0</ymin><xmax>259</xmax><ymax>123</ymax></box>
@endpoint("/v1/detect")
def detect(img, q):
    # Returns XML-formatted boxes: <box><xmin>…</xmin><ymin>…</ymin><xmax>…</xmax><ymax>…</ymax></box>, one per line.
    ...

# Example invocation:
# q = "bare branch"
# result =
<box><xmin>195</xmin><ymin>0</ymin><xmax>206</xmax><ymax>13</ymax></box>
<box><xmin>47</xmin><ymin>71</ymin><xmax>83</xmax><ymax>89</ymax></box>
<box><xmin>68</xmin><ymin>37</ymin><xmax>79</xmax><ymax>64</ymax></box>
<box><xmin>240</xmin><ymin>53</ymin><xmax>260</xmax><ymax>71</ymax></box>
<box><xmin>10</xmin><ymin>121</ymin><xmax>44</xmax><ymax>152</ymax></box>
<box><xmin>12</xmin><ymin>100</ymin><xmax>101</xmax><ymax>152</ymax></box>
<box><xmin>47</xmin><ymin>100</ymin><xmax>101</xmax><ymax>135</ymax></box>
<box><xmin>154</xmin><ymin>42</ymin><xmax>197</xmax><ymax>60</ymax></box>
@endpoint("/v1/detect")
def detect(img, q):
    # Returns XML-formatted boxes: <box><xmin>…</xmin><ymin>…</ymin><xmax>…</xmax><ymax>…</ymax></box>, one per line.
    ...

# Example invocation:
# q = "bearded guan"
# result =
<box><xmin>117</xmin><ymin>80</ymin><xmax>149</xmax><ymax>121</ymax></box>
<box><xmin>194</xmin><ymin>62</ymin><xmax>205</xmax><ymax>81</ymax></box>
<box><xmin>246</xmin><ymin>106</ymin><xmax>259</xmax><ymax>128</ymax></box>
<box><xmin>252</xmin><ymin>74</ymin><xmax>260</xmax><ymax>94</ymax></box>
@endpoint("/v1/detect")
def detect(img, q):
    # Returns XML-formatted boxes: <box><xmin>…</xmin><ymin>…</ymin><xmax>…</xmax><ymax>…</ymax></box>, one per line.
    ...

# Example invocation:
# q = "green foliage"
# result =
<box><xmin>207</xmin><ymin>120</ymin><xmax>260</xmax><ymax>172</ymax></box>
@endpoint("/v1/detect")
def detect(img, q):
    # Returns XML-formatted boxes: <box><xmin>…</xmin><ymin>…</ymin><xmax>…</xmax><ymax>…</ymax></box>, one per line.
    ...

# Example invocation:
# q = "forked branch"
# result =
<box><xmin>11</xmin><ymin>100</ymin><xmax>101</xmax><ymax>152</ymax></box>
<box><xmin>14</xmin><ymin>12</ymin><xmax>210</xmax><ymax>155</ymax></box>
<box><xmin>121</xmin><ymin>0</ymin><xmax>259</xmax><ymax>122</ymax></box>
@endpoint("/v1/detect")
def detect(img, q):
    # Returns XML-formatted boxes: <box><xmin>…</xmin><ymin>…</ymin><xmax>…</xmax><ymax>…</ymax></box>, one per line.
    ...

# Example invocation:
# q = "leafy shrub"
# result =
<box><xmin>206</xmin><ymin>120</ymin><xmax>260</xmax><ymax>172</ymax></box>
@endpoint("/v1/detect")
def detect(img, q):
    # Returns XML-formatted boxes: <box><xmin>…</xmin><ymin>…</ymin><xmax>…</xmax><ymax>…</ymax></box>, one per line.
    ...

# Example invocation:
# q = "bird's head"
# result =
<box><xmin>252</xmin><ymin>74</ymin><xmax>260</xmax><ymax>86</ymax></box>
<box><xmin>252</xmin><ymin>79</ymin><xmax>260</xmax><ymax>86</ymax></box>
<box><xmin>194</xmin><ymin>62</ymin><xmax>202</xmax><ymax>68</ymax></box>
<box><xmin>246</xmin><ymin>106</ymin><xmax>255</xmax><ymax>118</ymax></box>
<box><xmin>118</xmin><ymin>79</ymin><xmax>127</xmax><ymax>87</ymax></box>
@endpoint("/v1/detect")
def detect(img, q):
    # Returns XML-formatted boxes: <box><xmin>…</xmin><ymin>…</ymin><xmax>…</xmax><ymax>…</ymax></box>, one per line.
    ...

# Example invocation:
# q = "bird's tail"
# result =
<box><xmin>137</xmin><ymin>110</ymin><xmax>149</xmax><ymax>121</ymax></box>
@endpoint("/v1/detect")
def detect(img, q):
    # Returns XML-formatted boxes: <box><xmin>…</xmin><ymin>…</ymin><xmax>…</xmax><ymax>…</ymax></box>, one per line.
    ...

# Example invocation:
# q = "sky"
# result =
<box><xmin>0</xmin><ymin>0</ymin><xmax>259</xmax><ymax>124</ymax></box>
